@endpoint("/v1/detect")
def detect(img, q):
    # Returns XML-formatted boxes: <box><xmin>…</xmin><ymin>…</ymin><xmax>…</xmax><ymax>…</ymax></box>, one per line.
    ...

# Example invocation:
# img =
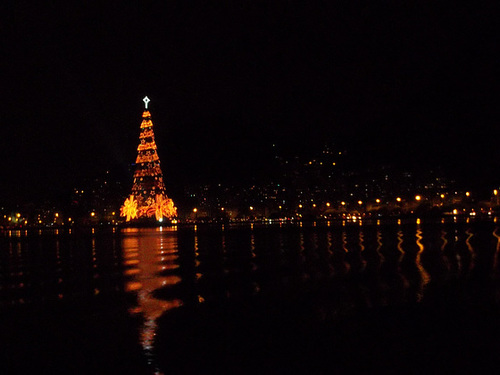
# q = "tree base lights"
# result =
<box><xmin>120</xmin><ymin>97</ymin><xmax>177</xmax><ymax>222</ymax></box>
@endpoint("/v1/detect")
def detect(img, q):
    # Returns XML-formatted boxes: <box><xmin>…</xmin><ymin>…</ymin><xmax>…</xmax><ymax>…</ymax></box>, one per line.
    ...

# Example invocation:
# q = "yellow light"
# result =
<box><xmin>298</xmin><ymin>204</ymin><xmax>302</xmax><ymax>209</ymax></box>
<box><xmin>358</xmin><ymin>200</ymin><xmax>363</xmax><ymax>205</ymax></box>
<box><xmin>396</xmin><ymin>197</ymin><xmax>402</xmax><ymax>202</ymax></box>
<box><xmin>312</xmin><ymin>204</ymin><xmax>316</xmax><ymax>208</ymax></box>
<box><xmin>16</xmin><ymin>213</ymin><xmax>21</xmax><ymax>218</ymax></box>
<box><xmin>375</xmin><ymin>199</ymin><xmax>381</xmax><ymax>203</ymax></box>
<box><xmin>440</xmin><ymin>194</ymin><xmax>445</xmax><ymax>199</ymax></box>
<box><xmin>91</xmin><ymin>212</ymin><xmax>95</xmax><ymax>217</ymax></box>
<box><xmin>55</xmin><ymin>213</ymin><xmax>59</xmax><ymax>218</ymax></box>
<box><xmin>250</xmin><ymin>206</ymin><xmax>254</xmax><ymax>211</ymax></box>
<box><xmin>221</xmin><ymin>207</ymin><xmax>225</xmax><ymax>211</ymax></box>
<box><xmin>415</xmin><ymin>195</ymin><xmax>421</xmax><ymax>201</ymax></box>
<box><xmin>341</xmin><ymin>201</ymin><xmax>346</xmax><ymax>206</ymax></box>
<box><xmin>326</xmin><ymin>202</ymin><xmax>331</xmax><ymax>207</ymax></box>
<box><xmin>193</xmin><ymin>208</ymin><xmax>198</xmax><ymax>213</ymax></box>
<box><xmin>120</xmin><ymin>195</ymin><xmax>138</xmax><ymax>222</ymax></box>
<box><xmin>453</xmin><ymin>209</ymin><xmax>458</xmax><ymax>215</ymax></box>
<box><xmin>68</xmin><ymin>218</ymin><xmax>72</xmax><ymax>222</ymax></box>
<box><xmin>494</xmin><ymin>189</ymin><xmax>498</xmax><ymax>196</ymax></box>
<box><xmin>466</xmin><ymin>192</ymin><xmax>470</xmax><ymax>197</ymax></box>
<box><xmin>112</xmin><ymin>212</ymin><xmax>115</xmax><ymax>216</ymax></box>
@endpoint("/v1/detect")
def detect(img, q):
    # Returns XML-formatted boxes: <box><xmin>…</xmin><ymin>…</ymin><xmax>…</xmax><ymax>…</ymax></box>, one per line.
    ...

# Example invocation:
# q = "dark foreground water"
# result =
<box><xmin>2</xmin><ymin>220</ymin><xmax>500</xmax><ymax>374</ymax></box>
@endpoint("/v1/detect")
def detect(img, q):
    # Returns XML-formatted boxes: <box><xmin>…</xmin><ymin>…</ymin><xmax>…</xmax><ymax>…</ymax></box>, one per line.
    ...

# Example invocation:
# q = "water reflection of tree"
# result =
<box><xmin>122</xmin><ymin>228</ymin><xmax>182</xmax><ymax>375</ymax></box>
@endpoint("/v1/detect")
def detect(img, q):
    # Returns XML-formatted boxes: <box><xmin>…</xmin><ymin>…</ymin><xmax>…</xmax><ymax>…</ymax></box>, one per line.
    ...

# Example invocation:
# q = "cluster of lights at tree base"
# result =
<box><xmin>120</xmin><ymin>105</ymin><xmax>177</xmax><ymax>222</ymax></box>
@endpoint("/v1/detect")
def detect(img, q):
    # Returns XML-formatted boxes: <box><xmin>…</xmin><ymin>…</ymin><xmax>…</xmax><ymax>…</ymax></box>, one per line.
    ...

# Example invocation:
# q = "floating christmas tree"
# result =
<box><xmin>120</xmin><ymin>96</ymin><xmax>177</xmax><ymax>222</ymax></box>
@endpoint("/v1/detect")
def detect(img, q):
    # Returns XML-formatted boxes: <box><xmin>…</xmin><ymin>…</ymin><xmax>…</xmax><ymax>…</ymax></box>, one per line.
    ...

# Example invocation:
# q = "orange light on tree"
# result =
<box><xmin>153</xmin><ymin>194</ymin><xmax>177</xmax><ymax>221</ymax></box>
<box><xmin>121</xmin><ymin>195</ymin><xmax>138</xmax><ymax>221</ymax></box>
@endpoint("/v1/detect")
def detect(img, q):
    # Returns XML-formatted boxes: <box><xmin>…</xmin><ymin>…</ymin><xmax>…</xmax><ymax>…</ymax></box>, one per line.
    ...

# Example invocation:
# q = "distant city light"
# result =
<box><xmin>415</xmin><ymin>195</ymin><xmax>422</xmax><ymax>201</ymax></box>
<box><xmin>466</xmin><ymin>192</ymin><xmax>470</xmax><ymax>197</ymax></box>
<box><xmin>358</xmin><ymin>200</ymin><xmax>363</xmax><ymax>205</ymax></box>
<box><xmin>375</xmin><ymin>199</ymin><xmax>381</xmax><ymax>203</ymax></box>
<box><xmin>396</xmin><ymin>197</ymin><xmax>402</xmax><ymax>202</ymax></box>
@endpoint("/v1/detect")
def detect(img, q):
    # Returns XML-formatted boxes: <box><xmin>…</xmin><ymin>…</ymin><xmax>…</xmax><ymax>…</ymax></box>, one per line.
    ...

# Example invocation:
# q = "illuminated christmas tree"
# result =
<box><xmin>120</xmin><ymin>96</ymin><xmax>177</xmax><ymax>222</ymax></box>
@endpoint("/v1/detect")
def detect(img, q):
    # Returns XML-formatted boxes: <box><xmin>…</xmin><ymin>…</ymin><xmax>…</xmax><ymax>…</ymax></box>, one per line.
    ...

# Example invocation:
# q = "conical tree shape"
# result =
<box><xmin>120</xmin><ymin>97</ymin><xmax>177</xmax><ymax>222</ymax></box>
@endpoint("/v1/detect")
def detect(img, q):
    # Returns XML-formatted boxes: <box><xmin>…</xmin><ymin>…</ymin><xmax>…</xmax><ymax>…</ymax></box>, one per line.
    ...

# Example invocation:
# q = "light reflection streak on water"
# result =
<box><xmin>397</xmin><ymin>230</ymin><xmax>404</xmax><ymax>258</ymax></box>
<box><xmin>440</xmin><ymin>230</ymin><xmax>448</xmax><ymax>252</ymax></box>
<box><xmin>327</xmin><ymin>232</ymin><xmax>333</xmax><ymax>256</ymax></box>
<box><xmin>493</xmin><ymin>227</ymin><xmax>500</xmax><ymax>274</ymax></box>
<box><xmin>465</xmin><ymin>228</ymin><xmax>476</xmax><ymax>268</ymax></box>
<box><xmin>250</xmin><ymin>231</ymin><xmax>259</xmax><ymax>292</ymax></box>
<box><xmin>92</xmin><ymin>237</ymin><xmax>97</xmax><ymax>269</ymax></box>
<box><xmin>122</xmin><ymin>227</ymin><xmax>182</xmax><ymax>374</ymax></box>
<box><xmin>454</xmin><ymin>229</ymin><xmax>462</xmax><ymax>274</ymax></box>
<box><xmin>415</xmin><ymin>227</ymin><xmax>430</xmax><ymax>301</ymax></box>
<box><xmin>194</xmin><ymin>232</ymin><xmax>201</xmax><ymax>278</ymax></box>
<box><xmin>440</xmin><ymin>229</ymin><xmax>450</xmax><ymax>272</ymax></box>
<box><xmin>359</xmin><ymin>230</ymin><xmax>365</xmax><ymax>252</ymax></box>
<box><xmin>298</xmin><ymin>231</ymin><xmax>306</xmax><ymax>277</ymax></box>
<box><xmin>250</xmin><ymin>231</ymin><xmax>256</xmax><ymax>258</ymax></box>
<box><xmin>279</xmin><ymin>231</ymin><xmax>285</xmax><ymax>255</ymax></box>
<box><xmin>376</xmin><ymin>229</ymin><xmax>384</xmax><ymax>261</ymax></box>
<box><xmin>222</xmin><ymin>231</ymin><xmax>227</xmax><ymax>255</ymax></box>
<box><xmin>342</xmin><ymin>231</ymin><xmax>348</xmax><ymax>253</ymax></box>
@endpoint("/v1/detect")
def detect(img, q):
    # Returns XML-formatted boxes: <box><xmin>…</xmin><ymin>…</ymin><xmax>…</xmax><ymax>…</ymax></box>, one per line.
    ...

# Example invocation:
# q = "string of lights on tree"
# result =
<box><xmin>120</xmin><ymin>97</ymin><xmax>177</xmax><ymax>222</ymax></box>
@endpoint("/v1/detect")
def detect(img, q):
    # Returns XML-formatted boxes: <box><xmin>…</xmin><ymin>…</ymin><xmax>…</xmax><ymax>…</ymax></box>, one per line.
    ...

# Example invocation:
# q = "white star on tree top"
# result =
<box><xmin>143</xmin><ymin>96</ymin><xmax>150</xmax><ymax>109</ymax></box>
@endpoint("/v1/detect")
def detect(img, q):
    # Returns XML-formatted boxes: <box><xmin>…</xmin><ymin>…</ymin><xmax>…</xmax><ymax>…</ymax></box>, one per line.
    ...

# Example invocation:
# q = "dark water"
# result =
<box><xmin>2</xmin><ymin>220</ymin><xmax>500</xmax><ymax>374</ymax></box>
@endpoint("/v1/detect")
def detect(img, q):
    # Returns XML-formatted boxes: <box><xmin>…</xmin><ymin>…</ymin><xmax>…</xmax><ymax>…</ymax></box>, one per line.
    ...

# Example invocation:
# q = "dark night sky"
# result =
<box><xmin>1</xmin><ymin>1</ymin><xmax>499</xmax><ymax>203</ymax></box>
